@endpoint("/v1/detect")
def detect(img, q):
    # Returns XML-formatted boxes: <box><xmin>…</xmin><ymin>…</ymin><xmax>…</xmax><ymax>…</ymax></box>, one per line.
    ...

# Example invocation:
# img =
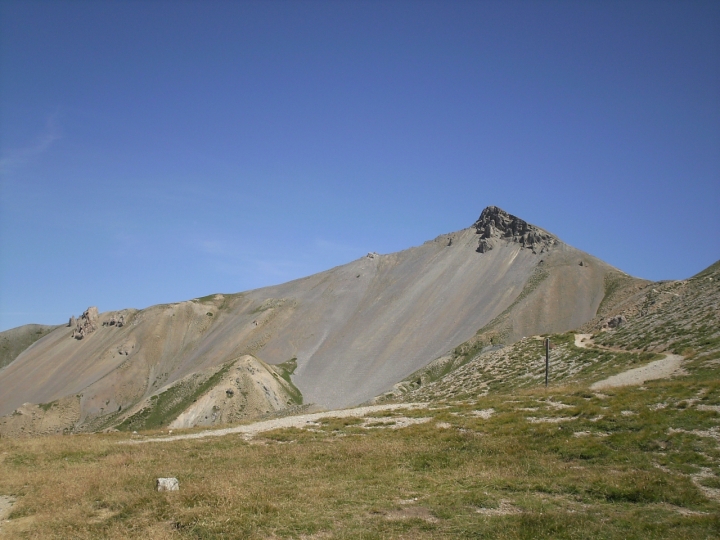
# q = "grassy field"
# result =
<box><xmin>1</xmin><ymin>373</ymin><xmax>719</xmax><ymax>539</ymax></box>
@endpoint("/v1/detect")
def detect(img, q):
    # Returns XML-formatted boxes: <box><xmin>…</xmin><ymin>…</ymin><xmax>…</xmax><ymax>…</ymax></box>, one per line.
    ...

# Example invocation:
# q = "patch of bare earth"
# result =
<box><xmin>574</xmin><ymin>333</ymin><xmax>593</xmax><ymax>348</ymax></box>
<box><xmin>0</xmin><ymin>496</ymin><xmax>15</xmax><ymax>521</ymax></box>
<box><xmin>691</xmin><ymin>468</ymin><xmax>720</xmax><ymax>503</ymax></box>
<box><xmin>382</xmin><ymin>505</ymin><xmax>438</xmax><ymax>522</ymax></box>
<box><xmin>590</xmin><ymin>354</ymin><xmax>684</xmax><ymax>390</ymax></box>
<box><xmin>475</xmin><ymin>500</ymin><xmax>521</xmax><ymax>516</ymax></box>
<box><xmin>0</xmin><ymin>496</ymin><xmax>17</xmax><ymax>535</ymax></box>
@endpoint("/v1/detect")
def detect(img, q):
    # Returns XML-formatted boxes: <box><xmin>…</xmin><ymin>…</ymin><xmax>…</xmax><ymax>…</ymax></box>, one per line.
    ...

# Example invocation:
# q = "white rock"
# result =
<box><xmin>156</xmin><ymin>477</ymin><xmax>179</xmax><ymax>491</ymax></box>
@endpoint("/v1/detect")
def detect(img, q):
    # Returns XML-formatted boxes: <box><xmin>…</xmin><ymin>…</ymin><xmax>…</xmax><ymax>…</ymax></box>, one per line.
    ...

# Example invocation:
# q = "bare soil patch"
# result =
<box><xmin>590</xmin><ymin>354</ymin><xmax>683</xmax><ymax>390</ymax></box>
<box><xmin>0</xmin><ymin>495</ymin><xmax>16</xmax><ymax>532</ymax></box>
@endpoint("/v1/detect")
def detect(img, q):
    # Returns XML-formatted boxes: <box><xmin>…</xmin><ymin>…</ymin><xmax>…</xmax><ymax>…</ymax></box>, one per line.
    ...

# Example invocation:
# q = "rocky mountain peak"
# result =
<box><xmin>473</xmin><ymin>206</ymin><xmax>557</xmax><ymax>254</ymax></box>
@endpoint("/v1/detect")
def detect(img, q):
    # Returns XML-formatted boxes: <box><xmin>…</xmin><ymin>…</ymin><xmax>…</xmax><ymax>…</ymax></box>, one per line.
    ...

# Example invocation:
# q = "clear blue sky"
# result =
<box><xmin>1</xmin><ymin>0</ymin><xmax>718</xmax><ymax>331</ymax></box>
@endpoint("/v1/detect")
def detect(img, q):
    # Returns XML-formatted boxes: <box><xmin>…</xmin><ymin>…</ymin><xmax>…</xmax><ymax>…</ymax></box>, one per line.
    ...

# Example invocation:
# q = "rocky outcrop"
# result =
<box><xmin>102</xmin><ymin>314</ymin><xmax>124</xmax><ymax>328</ymax></box>
<box><xmin>474</xmin><ymin>206</ymin><xmax>557</xmax><ymax>254</ymax></box>
<box><xmin>602</xmin><ymin>314</ymin><xmax>626</xmax><ymax>330</ymax></box>
<box><xmin>71</xmin><ymin>307</ymin><xmax>99</xmax><ymax>340</ymax></box>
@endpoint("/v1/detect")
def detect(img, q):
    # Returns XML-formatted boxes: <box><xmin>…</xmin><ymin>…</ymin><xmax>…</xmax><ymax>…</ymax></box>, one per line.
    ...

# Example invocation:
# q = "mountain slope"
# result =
<box><xmin>394</xmin><ymin>259</ymin><xmax>719</xmax><ymax>404</ymax></box>
<box><xmin>0</xmin><ymin>207</ymin><xmax>633</xmax><ymax>430</ymax></box>
<box><xmin>0</xmin><ymin>324</ymin><xmax>58</xmax><ymax>372</ymax></box>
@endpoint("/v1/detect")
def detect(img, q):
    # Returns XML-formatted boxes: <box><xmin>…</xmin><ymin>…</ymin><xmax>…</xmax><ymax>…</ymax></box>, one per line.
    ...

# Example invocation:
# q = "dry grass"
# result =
<box><xmin>2</xmin><ymin>376</ymin><xmax>720</xmax><ymax>539</ymax></box>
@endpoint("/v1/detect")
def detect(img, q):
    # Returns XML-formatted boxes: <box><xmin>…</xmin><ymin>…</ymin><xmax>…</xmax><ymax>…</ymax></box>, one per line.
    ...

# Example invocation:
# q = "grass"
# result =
<box><xmin>1</xmin><ymin>373</ymin><xmax>719</xmax><ymax>539</ymax></box>
<box><xmin>594</xmin><ymin>262</ymin><xmax>720</xmax><ymax>360</ymax></box>
<box><xmin>596</xmin><ymin>272</ymin><xmax>642</xmax><ymax>317</ymax></box>
<box><xmin>271</xmin><ymin>357</ymin><xmax>303</xmax><ymax>405</ymax></box>
<box><xmin>37</xmin><ymin>401</ymin><xmax>57</xmax><ymax>413</ymax></box>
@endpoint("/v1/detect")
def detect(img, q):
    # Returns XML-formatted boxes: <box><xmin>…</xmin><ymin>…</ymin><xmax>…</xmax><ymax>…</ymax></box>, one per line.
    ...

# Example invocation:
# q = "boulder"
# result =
<box><xmin>602</xmin><ymin>315</ymin><xmax>627</xmax><ymax>329</ymax></box>
<box><xmin>156</xmin><ymin>477</ymin><xmax>179</xmax><ymax>492</ymax></box>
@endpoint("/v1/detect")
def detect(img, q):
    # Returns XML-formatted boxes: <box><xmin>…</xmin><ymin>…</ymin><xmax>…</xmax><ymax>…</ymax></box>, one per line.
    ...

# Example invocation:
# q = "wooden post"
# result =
<box><xmin>545</xmin><ymin>338</ymin><xmax>550</xmax><ymax>388</ymax></box>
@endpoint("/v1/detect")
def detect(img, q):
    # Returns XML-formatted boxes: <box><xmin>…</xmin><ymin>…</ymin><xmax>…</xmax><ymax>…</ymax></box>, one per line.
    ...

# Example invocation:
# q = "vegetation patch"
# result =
<box><xmin>37</xmin><ymin>400</ymin><xmax>57</xmax><ymax>412</ymax></box>
<box><xmin>594</xmin><ymin>262</ymin><xmax>719</xmax><ymax>364</ymax></box>
<box><xmin>271</xmin><ymin>357</ymin><xmax>303</xmax><ymax>405</ymax></box>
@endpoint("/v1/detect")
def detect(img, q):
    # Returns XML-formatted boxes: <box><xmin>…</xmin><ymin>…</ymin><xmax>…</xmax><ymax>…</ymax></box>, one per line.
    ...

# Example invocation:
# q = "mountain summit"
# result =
<box><xmin>473</xmin><ymin>206</ymin><xmax>558</xmax><ymax>254</ymax></box>
<box><xmin>0</xmin><ymin>207</ymin><xmax>632</xmax><ymax>434</ymax></box>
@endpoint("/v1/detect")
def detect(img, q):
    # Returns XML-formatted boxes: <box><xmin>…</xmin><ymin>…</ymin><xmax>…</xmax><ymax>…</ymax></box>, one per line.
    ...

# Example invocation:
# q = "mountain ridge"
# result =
<box><xmin>0</xmin><ymin>206</ymin><xmax>637</xmax><ymax>434</ymax></box>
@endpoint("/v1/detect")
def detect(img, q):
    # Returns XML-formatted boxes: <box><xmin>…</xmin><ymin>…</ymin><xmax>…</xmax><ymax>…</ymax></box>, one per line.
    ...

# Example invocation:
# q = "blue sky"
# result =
<box><xmin>1</xmin><ymin>0</ymin><xmax>718</xmax><ymax>331</ymax></box>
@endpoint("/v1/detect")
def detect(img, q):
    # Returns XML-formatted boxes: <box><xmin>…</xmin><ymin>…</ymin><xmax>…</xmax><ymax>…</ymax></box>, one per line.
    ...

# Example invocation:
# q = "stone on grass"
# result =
<box><xmin>156</xmin><ymin>477</ymin><xmax>179</xmax><ymax>492</ymax></box>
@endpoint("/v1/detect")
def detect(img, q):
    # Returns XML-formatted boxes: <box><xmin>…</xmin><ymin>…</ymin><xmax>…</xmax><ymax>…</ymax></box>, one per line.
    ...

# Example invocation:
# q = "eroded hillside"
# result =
<box><xmin>0</xmin><ymin>207</ymin><xmax>634</xmax><ymax>434</ymax></box>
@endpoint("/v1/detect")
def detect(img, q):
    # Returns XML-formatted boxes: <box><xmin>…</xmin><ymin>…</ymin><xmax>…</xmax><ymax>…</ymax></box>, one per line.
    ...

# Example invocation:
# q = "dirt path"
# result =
<box><xmin>125</xmin><ymin>403</ymin><xmax>428</xmax><ymax>444</ymax></box>
<box><xmin>574</xmin><ymin>334</ymin><xmax>593</xmax><ymax>348</ymax></box>
<box><xmin>573</xmin><ymin>334</ymin><xmax>684</xmax><ymax>390</ymax></box>
<box><xmin>590</xmin><ymin>354</ymin><xmax>683</xmax><ymax>390</ymax></box>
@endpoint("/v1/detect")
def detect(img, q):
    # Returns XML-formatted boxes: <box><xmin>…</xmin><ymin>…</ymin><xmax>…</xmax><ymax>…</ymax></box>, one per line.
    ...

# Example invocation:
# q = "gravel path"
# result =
<box><xmin>125</xmin><ymin>403</ymin><xmax>428</xmax><ymax>444</ymax></box>
<box><xmin>590</xmin><ymin>354</ymin><xmax>683</xmax><ymax>390</ymax></box>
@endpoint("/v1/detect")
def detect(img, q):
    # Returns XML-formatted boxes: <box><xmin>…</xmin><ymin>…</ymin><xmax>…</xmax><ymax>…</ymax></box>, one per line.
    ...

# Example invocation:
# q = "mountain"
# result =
<box><xmin>0</xmin><ymin>206</ymin><xmax>637</xmax><ymax>434</ymax></box>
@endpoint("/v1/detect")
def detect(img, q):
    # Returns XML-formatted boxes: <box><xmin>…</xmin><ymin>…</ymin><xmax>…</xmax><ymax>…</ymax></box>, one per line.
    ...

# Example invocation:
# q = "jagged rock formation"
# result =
<box><xmin>102</xmin><ymin>314</ymin><xmax>124</xmax><ymax>327</ymax></box>
<box><xmin>71</xmin><ymin>307</ymin><xmax>99</xmax><ymax>340</ymax></box>
<box><xmin>474</xmin><ymin>206</ymin><xmax>557</xmax><ymax>254</ymax></box>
